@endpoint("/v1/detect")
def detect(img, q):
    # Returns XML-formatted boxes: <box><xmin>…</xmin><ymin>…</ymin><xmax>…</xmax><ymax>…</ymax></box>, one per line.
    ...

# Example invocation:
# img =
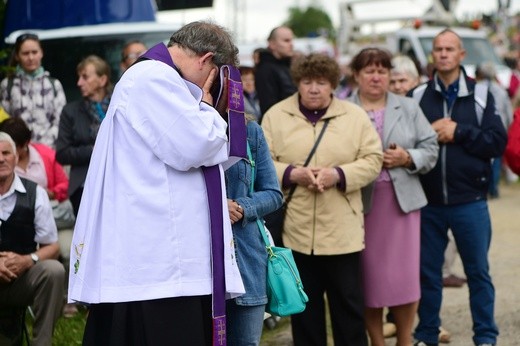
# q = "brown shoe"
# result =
<box><xmin>443</xmin><ymin>274</ymin><xmax>467</xmax><ymax>288</ymax></box>
<box><xmin>62</xmin><ymin>303</ymin><xmax>79</xmax><ymax>318</ymax></box>
<box><xmin>439</xmin><ymin>326</ymin><xmax>451</xmax><ymax>343</ymax></box>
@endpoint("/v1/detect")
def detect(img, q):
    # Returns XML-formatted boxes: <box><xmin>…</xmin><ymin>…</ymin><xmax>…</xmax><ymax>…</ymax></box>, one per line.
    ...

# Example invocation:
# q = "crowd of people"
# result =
<box><xmin>0</xmin><ymin>20</ymin><xmax>516</xmax><ymax>346</ymax></box>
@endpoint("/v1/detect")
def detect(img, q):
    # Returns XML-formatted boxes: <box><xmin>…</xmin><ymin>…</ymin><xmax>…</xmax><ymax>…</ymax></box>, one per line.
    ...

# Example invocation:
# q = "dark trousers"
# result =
<box><xmin>83</xmin><ymin>295</ymin><xmax>212</xmax><ymax>346</ymax></box>
<box><xmin>70</xmin><ymin>187</ymin><xmax>83</xmax><ymax>217</ymax></box>
<box><xmin>291</xmin><ymin>251</ymin><xmax>368</xmax><ymax>346</ymax></box>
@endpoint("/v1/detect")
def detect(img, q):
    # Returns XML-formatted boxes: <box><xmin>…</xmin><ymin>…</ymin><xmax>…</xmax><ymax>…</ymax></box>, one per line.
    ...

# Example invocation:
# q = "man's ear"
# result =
<box><xmin>199</xmin><ymin>52</ymin><xmax>214</xmax><ymax>69</ymax></box>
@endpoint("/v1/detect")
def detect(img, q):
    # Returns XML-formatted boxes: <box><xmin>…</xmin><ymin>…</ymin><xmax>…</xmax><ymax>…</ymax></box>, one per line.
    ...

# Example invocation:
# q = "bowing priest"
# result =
<box><xmin>68</xmin><ymin>21</ymin><xmax>247</xmax><ymax>346</ymax></box>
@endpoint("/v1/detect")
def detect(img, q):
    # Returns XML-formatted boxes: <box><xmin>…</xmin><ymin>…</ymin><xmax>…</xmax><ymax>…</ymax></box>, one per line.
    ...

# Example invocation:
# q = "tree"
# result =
<box><xmin>0</xmin><ymin>0</ymin><xmax>11</xmax><ymax>78</ymax></box>
<box><xmin>284</xmin><ymin>5</ymin><xmax>335</xmax><ymax>40</ymax></box>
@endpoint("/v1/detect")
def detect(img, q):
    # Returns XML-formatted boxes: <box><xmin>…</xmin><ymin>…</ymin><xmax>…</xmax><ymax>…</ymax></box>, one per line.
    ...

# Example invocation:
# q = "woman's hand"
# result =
<box><xmin>227</xmin><ymin>199</ymin><xmax>244</xmax><ymax>224</ymax></box>
<box><xmin>46</xmin><ymin>188</ymin><xmax>56</xmax><ymax>200</ymax></box>
<box><xmin>383</xmin><ymin>143</ymin><xmax>412</xmax><ymax>168</ymax></box>
<box><xmin>291</xmin><ymin>167</ymin><xmax>339</xmax><ymax>192</ymax></box>
<box><xmin>290</xmin><ymin>167</ymin><xmax>317</xmax><ymax>188</ymax></box>
<box><xmin>312</xmin><ymin>167</ymin><xmax>340</xmax><ymax>192</ymax></box>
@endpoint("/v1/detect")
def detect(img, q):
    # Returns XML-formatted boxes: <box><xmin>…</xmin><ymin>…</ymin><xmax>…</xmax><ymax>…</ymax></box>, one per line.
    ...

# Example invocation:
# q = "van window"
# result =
<box><xmin>418</xmin><ymin>36</ymin><xmax>505</xmax><ymax>67</ymax></box>
<box><xmin>399</xmin><ymin>39</ymin><xmax>417</xmax><ymax>62</ymax></box>
<box><xmin>40</xmin><ymin>32</ymin><xmax>171</xmax><ymax>100</ymax></box>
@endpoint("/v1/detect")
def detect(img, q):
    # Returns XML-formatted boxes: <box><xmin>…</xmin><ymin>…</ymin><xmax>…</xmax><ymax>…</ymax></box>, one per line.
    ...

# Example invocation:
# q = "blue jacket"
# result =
<box><xmin>409</xmin><ymin>68</ymin><xmax>507</xmax><ymax>205</ymax></box>
<box><xmin>225</xmin><ymin>120</ymin><xmax>283</xmax><ymax>305</ymax></box>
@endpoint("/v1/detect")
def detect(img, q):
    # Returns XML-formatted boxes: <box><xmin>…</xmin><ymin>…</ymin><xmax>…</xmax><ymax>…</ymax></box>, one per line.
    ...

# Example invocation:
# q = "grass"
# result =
<box><xmin>31</xmin><ymin>308</ymin><xmax>284</xmax><ymax>345</ymax></box>
<box><xmin>31</xmin><ymin>307</ymin><xmax>327</xmax><ymax>345</ymax></box>
<box><xmin>23</xmin><ymin>307</ymin><xmax>86</xmax><ymax>346</ymax></box>
<box><xmin>51</xmin><ymin>309</ymin><xmax>87</xmax><ymax>346</ymax></box>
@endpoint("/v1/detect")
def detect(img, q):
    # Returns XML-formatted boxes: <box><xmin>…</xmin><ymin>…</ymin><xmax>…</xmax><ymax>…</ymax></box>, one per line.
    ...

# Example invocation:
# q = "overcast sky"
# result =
<box><xmin>157</xmin><ymin>0</ymin><xmax>520</xmax><ymax>43</ymax></box>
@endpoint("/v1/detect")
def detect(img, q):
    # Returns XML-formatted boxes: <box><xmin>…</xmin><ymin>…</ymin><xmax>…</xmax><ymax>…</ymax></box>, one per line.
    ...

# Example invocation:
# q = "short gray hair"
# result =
<box><xmin>476</xmin><ymin>62</ymin><xmax>497</xmax><ymax>80</ymax></box>
<box><xmin>391</xmin><ymin>55</ymin><xmax>419</xmax><ymax>80</ymax></box>
<box><xmin>0</xmin><ymin>132</ymin><xmax>17</xmax><ymax>154</ymax></box>
<box><xmin>168</xmin><ymin>21</ymin><xmax>239</xmax><ymax>67</ymax></box>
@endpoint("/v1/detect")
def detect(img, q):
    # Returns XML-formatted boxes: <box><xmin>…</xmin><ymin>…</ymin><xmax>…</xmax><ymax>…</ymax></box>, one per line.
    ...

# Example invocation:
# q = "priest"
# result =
<box><xmin>68</xmin><ymin>21</ymin><xmax>246</xmax><ymax>345</ymax></box>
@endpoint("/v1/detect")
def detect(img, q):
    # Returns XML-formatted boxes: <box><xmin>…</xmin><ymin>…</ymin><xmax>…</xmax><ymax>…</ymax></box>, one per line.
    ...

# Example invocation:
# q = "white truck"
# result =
<box><xmin>338</xmin><ymin>0</ymin><xmax>512</xmax><ymax>87</ymax></box>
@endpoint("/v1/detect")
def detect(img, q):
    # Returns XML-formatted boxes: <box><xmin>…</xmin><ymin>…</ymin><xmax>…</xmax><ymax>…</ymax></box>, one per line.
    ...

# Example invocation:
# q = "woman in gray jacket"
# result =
<box><xmin>349</xmin><ymin>47</ymin><xmax>439</xmax><ymax>346</ymax></box>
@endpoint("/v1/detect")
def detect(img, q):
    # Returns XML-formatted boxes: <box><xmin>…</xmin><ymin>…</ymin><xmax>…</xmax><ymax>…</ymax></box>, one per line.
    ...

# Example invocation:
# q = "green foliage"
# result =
<box><xmin>0</xmin><ymin>0</ymin><xmax>12</xmax><ymax>78</ymax></box>
<box><xmin>24</xmin><ymin>308</ymin><xmax>87</xmax><ymax>345</ymax></box>
<box><xmin>284</xmin><ymin>6</ymin><xmax>335</xmax><ymax>40</ymax></box>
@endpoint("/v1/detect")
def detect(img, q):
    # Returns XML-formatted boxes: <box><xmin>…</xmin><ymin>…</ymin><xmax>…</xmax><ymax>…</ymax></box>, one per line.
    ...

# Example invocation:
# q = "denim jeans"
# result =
<box><xmin>226</xmin><ymin>301</ymin><xmax>265</xmax><ymax>346</ymax></box>
<box><xmin>414</xmin><ymin>201</ymin><xmax>499</xmax><ymax>345</ymax></box>
<box><xmin>488</xmin><ymin>157</ymin><xmax>501</xmax><ymax>198</ymax></box>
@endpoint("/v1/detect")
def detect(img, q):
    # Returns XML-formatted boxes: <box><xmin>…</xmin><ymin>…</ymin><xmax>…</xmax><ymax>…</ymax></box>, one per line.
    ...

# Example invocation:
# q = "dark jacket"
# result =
<box><xmin>255</xmin><ymin>50</ymin><xmax>297</xmax><ymax>118</ymax></box>
<box><xmin>56</xmin><ymin>99</ymin><xmax>99</xmax><ymax>198</ymax></box>
<box><xmin>409</xmin><ymin>68</ymin><xmax>507</xmax><ymax>205</ymax></box>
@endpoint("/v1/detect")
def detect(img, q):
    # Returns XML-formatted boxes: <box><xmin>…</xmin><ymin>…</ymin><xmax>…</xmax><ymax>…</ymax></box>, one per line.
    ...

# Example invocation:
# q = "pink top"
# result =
<box><xmin>16</xmin><ymin>143</ymin><xmax>69</xmax><ymax>202</ymax></box>
<box><xmin>367</xmin><ymin>108</ymin><xmax>391</xmax><ymax>182</ymax></box>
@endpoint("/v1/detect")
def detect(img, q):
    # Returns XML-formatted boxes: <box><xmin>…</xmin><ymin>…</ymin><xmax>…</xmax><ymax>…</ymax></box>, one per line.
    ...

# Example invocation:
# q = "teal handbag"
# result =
<box><xmin>247</xmin><ymin>143</ymin><xmax>309</xmax><ymax>317</ymax></box>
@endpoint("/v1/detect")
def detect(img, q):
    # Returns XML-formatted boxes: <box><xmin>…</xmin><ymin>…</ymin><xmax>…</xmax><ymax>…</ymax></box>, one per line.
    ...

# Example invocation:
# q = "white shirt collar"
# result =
<box><xmin>0</xmin><ymin>174</ymin><xmax>26</xmax><ymax>200</ymax></box>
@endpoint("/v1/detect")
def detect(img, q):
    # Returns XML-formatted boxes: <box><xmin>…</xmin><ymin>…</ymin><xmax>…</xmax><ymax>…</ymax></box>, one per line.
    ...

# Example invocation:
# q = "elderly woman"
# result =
<box><xmin>389</xmin><ymin>55</ymin><xmax>421</xmax><ymax>96</ymax></box>
<box><xmin>262</xmin><ymin>53</ymin><xmax>383</xmax><ymax>346</ymax></box>
<box><xmin>0</xmin><ymin>33</ymin><xmax>67</xmax><ymax>147</ymax></box>
<box><xmin>56</xmin><ymin>55</ymin><xmax>113</xmax><ymax>216</ymax></box>
<box><xmin>348</xmin><ymin>48</ymin><xmax>439</xmax><ymax>346</ymax></box>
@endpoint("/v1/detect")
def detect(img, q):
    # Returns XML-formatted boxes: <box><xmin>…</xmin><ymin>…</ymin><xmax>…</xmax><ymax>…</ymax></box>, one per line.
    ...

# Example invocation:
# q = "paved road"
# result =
<box><xmin>261</xmin><ymin>182</ymin><xmax>520</xmax><ymax>345</ymax></box>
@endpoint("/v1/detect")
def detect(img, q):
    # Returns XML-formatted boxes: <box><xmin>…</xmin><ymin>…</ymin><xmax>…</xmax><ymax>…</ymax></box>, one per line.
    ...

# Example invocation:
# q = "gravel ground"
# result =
<box><xmin>260</xmin><ymin>182</ymin><xmax>520</xmax><ymax>346</ymax></box>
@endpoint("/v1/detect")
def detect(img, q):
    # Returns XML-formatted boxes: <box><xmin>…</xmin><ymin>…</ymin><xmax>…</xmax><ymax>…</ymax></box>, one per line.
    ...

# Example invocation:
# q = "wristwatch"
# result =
<box><xmin>30</xmin><ymin>253</ymin><xmax>39</xmax><ymax>264</ymax></box>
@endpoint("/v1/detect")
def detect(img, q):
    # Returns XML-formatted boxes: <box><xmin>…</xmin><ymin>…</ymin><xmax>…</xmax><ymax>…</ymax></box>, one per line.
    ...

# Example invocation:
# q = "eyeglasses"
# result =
<box><xmin>15</xmin><ymin>33</ymin><xmax>39</xmax><ymax>44</ymax></box>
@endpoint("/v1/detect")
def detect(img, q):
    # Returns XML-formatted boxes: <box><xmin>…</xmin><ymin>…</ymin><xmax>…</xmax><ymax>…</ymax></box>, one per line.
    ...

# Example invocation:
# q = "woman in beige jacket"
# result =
<box><xmin>262</xmin><ymin>53</ymin><xmax>383</xmax><ymax>346</ymax></box>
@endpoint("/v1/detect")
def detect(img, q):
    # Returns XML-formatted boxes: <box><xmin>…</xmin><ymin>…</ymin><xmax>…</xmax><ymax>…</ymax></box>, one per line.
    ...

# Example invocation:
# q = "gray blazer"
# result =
<box><xmin>349</xmin><ymin>92</ymin><xmax>439</xmax><ymax>213</ymax></box>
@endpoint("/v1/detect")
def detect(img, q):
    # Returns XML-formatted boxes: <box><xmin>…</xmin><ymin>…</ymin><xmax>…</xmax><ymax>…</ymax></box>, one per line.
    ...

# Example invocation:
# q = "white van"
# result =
<box><xmin>5</xmin><ymin>22</ymin><xmax>181</xmax><ymax>100</ymax></box>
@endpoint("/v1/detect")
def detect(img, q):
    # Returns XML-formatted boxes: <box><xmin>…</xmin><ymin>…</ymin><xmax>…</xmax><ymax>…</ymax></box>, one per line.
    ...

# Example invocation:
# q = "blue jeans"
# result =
<box><xmin>226</xmin><ymin>301</ymin><xmax>265</xmax><ymax>346</ymax></box>
<box><xmin>488</xmin><ymin>157</ymin><xmax>501</xmax><ymax>197</ymax></box>
<box><xmin>414</xmin><ymin>201</ymin><xmax>499</xmax><ymax>345</ymax></box>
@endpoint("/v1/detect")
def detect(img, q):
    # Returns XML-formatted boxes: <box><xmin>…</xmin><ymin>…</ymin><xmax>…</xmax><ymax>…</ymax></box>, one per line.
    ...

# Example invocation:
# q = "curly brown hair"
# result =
<box><xmin>290</xmin><ymin>53</ymin><xmax>340</xmax><ymax>89</ymax></box>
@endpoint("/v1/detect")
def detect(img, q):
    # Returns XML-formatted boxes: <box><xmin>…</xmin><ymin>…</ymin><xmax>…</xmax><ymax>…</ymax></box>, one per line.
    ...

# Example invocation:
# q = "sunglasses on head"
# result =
<box><xmin>16</xmin><ymin>33</ymin><xmax>39</xmax><ymax>44</ymax></box>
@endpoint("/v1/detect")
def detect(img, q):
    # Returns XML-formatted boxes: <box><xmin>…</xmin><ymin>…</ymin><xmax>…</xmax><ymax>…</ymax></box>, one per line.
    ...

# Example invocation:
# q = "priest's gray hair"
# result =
<box><xmin>168</xmin><ymin>20</ymin><xmax>239</xmax><ymax>67</ymax></box>
<box><xmin>0</xmin><ymin>132</ymin><xmax>17</xmax><ymax>154</ymax></box>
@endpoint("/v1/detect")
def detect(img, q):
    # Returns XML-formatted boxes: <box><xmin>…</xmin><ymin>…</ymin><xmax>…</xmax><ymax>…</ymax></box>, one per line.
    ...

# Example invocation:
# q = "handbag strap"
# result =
<box><xmin>284</xmin><ymin>118</ymin><xmax>331</xmax><ymax>206</ymax></box>
<box><xmin>246</xmin><ymin>142</ymin><xmax>275</xmax><ymax>248</ymax></box>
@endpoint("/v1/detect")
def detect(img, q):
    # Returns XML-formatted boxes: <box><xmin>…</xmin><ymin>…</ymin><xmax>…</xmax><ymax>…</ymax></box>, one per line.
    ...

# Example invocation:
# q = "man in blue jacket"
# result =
<box><xmin>409</xmin><ymin>28</ymin><xmax>506</xmax><ymax>346</ymax></box>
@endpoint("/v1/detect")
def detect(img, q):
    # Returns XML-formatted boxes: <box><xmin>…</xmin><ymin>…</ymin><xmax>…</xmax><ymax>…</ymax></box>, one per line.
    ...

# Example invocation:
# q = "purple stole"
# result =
<box><xmin>140</xmin><ymin>44</ymin><xmax>246</xmax><ymax>346</ymax></box>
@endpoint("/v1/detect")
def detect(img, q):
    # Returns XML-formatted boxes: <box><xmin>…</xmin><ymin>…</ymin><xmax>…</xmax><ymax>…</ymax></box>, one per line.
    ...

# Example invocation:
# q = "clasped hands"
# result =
<box><xmin>432</xmin><ymin>117</ymin><xmax>456</xmax><ymax>143</ymax></box>
<box><xmin>291</xmin><ymin>167</ymin><xmax>339</xmax><ymax>193</ymax></box>
<box><xmin>0</xmin><ymin>251</ymin><xmax>31</xmax><ymax>284</ymax></box>
<box><xmin>384</xmin><ymin>143</ymin><xmax>411</xmax><ymax>168</ymax></box>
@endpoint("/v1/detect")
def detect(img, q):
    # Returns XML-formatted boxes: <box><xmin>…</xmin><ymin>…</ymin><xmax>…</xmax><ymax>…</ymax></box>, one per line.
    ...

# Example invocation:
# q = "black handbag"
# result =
<box><xmin>264</xmin><ymin>119</ymin><xmax>330</xmax><ymax>246</ymax></box>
